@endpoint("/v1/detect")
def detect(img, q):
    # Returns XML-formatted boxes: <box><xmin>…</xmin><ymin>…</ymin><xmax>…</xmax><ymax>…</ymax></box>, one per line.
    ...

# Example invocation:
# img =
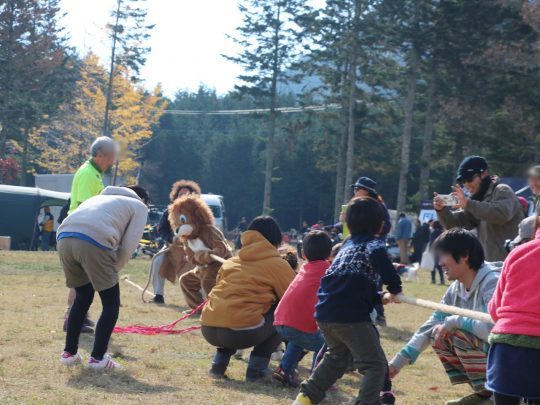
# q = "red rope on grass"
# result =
<box><xmin>113</xmin><ymin>299</ymin><xmax>208</xmax><ymax>335</ymax></box>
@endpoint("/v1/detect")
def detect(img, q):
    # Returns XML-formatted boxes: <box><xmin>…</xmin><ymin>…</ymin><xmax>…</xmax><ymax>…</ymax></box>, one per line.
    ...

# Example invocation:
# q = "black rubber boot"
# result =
<box><xmin>245</xmin><ymin>354</ymin><xmax>271</xmax><ymax>382</ymax></box>
<box><xmin>210</xmin><ymin>350</ymin><xmax>233</xmax><ymax>378</ymax></box>
<box><xmin>152</xmin><ymin>294</ymin><xmax>165</xmax><ymax>304</ymax></box>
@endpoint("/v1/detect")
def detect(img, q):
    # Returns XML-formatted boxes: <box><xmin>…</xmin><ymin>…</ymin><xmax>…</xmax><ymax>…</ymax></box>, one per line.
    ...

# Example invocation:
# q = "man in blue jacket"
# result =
<box><xmin>395</xmin><ymin>212</ymin><xmax>412</xmax><ymax>264</ymax></box>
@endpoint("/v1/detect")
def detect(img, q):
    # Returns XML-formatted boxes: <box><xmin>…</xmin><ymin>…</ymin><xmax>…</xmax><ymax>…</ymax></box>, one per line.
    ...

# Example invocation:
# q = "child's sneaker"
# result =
<box><xmin>60</xmin><ymin>351</ymin><xmax>82</xmax><ymax>366</ymax></box>
<box><xmin>87</xmin><ymin>354</ymin><xmax>121</xmax><ymax>370</ymax></box>
<box><xmin>380</xmin><ymin>391</ymin><xmax>396</xmax><ymax>404</ymax></box>
<box><xmin>273</xmin><ymin>367</ymin><xmax>300</xmax><ymax>387</ymax></box>
<box><xmin>292</xmin><ymin>393</ymin><xmax>312</xmax><ymax>405</ymax></box>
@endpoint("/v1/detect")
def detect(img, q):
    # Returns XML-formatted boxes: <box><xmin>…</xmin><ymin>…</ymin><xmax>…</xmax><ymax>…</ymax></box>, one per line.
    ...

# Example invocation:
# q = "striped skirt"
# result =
<box><xmin>432</xmin><ymin>329</ymin><xmax>488</xmax><ymax>389</ymax></box>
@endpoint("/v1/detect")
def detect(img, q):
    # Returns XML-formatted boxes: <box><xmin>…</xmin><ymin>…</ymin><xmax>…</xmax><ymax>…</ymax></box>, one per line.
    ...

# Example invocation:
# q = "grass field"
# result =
<box><xmin>0</xmin><ymin>251</ymin><xmax>470</xmax><ymax>404</ymax></box>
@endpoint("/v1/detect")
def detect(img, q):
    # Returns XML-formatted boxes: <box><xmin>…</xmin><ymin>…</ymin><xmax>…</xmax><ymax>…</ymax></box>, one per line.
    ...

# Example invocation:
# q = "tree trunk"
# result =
<box><xmin>396</xmin><ymin>47</ymin><xmax>419</xmax><ymax>216</ymax></box>
<box><xmin>334</xmin><ymin>123</ymin><xmax>347</xmax><ymax>220</ymax></box>
<box><xmin>453</xmin><ymin>131</ymin><xmax>464</xmax><ymax>188</ymax></box>
<box><xmin>262</xmin><ymin>109</ymin><xmax>277</xmax><ymax>215</ymax></box>
<box><xmin>418</xmin><ymin>69</ymin><xmax>435</xmax><ymax>202</ymax></box>
<box><xmin>107</xmin><ymin>0</ymin><xmax>122</xmax><ymax>185</ymax></box>
<box><xmin>262</xmin><ymin>4</ymin><xmax>281</xmax><ymax>215</ymax></box>
<box><xmin>343</xmin><ymin>61</ymin><xmax>357</xmax><ymax>203</ymax></box>
<box><xmin>342</xmin><ymin>0</ymin><xmax>361</xmax><ymax>204</ymax></box>
<box><xmin>104</xmin><ymin>0</ymin><xmax>121</xmax><ymax>137</ymax></box>
<box><xmin>0</xmin><ymin>127</ymin><xmax>8</xmax><ymax>157</ymax></box>
<box><xmin>333</xmin><ymin>63</ymin><xmax>350</xmax><ymax>220</ymax></box>
<box><xmin>20</xmin><ymin>126</ymin><xmax>30</xmax><ymax>186</ymax></box>
<box><xmin>0</xmin><ymin>5</ymin><xmax>16</xmax><ymax>158</ymax></box>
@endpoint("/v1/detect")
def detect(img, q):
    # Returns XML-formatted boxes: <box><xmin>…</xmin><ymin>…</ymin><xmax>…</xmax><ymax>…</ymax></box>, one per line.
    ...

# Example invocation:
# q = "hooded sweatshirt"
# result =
<box><xmin>200</xmin><ymin>230</ymin><xmax>296</xmax><ymax>329</ymax></box>
<box><xmin>389</xmin><ymin>262</ymin><xmax>501</xmax><ymax>372</ymax></box>
<box><xmin>57</xmin><ymin>186</ymin><xmax>148</xmax><ymax>270</ymax></box>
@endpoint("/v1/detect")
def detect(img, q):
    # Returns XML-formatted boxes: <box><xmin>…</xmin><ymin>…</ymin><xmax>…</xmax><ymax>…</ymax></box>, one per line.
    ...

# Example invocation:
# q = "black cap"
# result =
<box><xmin>456</xmin><ymin>156</ymin><xmax>488</xmax><ymax>182</ymax></box>
<box><xmin>352</xmin><ymin>176</ymin><xmax>377</xmax><ymax>194</ymax></box>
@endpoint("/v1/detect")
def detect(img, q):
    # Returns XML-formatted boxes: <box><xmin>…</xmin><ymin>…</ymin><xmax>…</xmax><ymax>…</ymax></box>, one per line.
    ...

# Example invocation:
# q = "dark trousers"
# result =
<box><xmin>432</xmin><ymin>264</ymin><xmax>444</xmax><ymax>284</ymax></box>
<box><xmin>64</xmin><ymin>283</ymin><xmax>120</xmax><ymax>360</ymax></box>
<box><xmin>41</xmin><ymin>231</ymin><xmax>51</xmax><ymax>251</ymax></box>
<box><xmin>411</xmin><ymin>242</ymin><xmax>427</xmax><ymax>263</ymax></box>
<box><xmin>201</xmin><ymin>310</ymin><xmax>282</xmax><ymax>359</ymax></box>
<box><xmin>301</xmin><ymin>321</ymin><xmax>387</xmax><ymax>405</ymax></box>
<box><xmin>494</xmin><ymin>393</ymin><xmax>540</xmax><ymax>405</ymax></box>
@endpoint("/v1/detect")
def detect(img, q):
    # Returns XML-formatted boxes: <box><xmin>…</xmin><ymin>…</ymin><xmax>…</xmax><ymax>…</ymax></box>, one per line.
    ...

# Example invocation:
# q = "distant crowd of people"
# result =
<box><xmin>54</xmin><ymin>138</ymin><xmax>540</xmax><ymax>405</ymax></box>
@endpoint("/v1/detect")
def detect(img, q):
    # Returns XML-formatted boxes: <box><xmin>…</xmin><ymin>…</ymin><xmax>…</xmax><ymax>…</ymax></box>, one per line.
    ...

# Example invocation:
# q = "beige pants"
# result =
<box><xmin>397</xmin><ymin>239</ymin><xmax>410</xmax><ymax>264</ymax></box>
<box><xmin>179</xmin><ymin>265</ymin><xmax>219</xmax><ymax>309</ymax></box>
<box><xmin>58</xmin><ymin>238</ymin><xmax>118</xmax><ymax>292</ymax></box>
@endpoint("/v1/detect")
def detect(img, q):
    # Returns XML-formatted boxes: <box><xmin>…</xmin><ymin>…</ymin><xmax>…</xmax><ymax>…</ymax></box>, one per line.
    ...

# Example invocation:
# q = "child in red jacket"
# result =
<box><xmin>273</xmin><ymin>231</ymin><xmax>333</xmax><ymax>387</ymax></box>
<box><xmin>487</xmin><ymin>236</ymin><xmax>540</xmax><ymax>404</ymax></box>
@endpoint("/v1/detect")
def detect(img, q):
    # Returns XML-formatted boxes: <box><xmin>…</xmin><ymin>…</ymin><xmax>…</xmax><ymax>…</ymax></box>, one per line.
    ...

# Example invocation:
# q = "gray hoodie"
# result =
<box><xmin>58</xmin><ymin>186</ymin><xmax>148</xmax><ymax>270</ymax></box>
<box><xmin>389</xmin><ymin>262</ymin><xmax>501</xmax><ymax>372</ymax></box>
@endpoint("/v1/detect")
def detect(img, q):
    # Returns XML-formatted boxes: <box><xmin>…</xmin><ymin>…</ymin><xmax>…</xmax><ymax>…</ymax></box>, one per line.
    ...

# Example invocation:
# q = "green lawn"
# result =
<box><xmin>0</xmin><ymin>251</ymin><xmax>468</xmax><ymax>404</ymax></box>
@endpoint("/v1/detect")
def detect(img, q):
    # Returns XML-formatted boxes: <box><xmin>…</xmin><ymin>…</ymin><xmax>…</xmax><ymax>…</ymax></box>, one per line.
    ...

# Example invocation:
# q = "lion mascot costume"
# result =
<box><xmin>150</xmin><ymin>180</ymin><xmax>201</xmax><ymax>305</ymax></box>
<box><xmin>169</xmin><ymin>194</ymin><xmax>232</xmax><ymax>309</ymax></box>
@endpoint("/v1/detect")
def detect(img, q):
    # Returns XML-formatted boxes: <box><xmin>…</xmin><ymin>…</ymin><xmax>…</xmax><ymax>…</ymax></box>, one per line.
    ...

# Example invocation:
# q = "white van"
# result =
<box><xmin>201</xmin><ymin>194</ymin><xmax>227</xmax><ymax>232</ymax></box>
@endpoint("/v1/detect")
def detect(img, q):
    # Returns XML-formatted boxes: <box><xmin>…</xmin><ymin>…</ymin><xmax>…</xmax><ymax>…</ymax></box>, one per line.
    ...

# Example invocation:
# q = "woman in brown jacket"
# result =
<box><xmin>201</xmin><ymin>216</ymin><xmax>296</xmax><ymax>381</ymax></box>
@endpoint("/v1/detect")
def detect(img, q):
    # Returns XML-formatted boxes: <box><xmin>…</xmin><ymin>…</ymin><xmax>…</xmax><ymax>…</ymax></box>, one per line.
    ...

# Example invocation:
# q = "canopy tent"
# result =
<box><xmin>0</xmin><ymin>185</ymin><xmax>69</xmax><ymax>250</ymax></box>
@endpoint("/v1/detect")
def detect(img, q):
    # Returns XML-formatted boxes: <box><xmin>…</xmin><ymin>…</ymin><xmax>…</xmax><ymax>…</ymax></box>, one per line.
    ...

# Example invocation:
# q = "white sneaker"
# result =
<box><xmin>87</xmin><ymin>354</ymin><xmax>121</xmax><ymax>370</ymax></box>
<box><xmin>60</xmin><ymin>351</ymin><xmax>82</xmax><ymax>365</ymax></box>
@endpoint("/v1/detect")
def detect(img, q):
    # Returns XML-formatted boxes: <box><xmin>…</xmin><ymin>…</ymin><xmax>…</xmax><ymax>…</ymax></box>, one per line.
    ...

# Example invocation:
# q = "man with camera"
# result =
<box><xmin>433</xmin><ymin>156</ymin><xmax>523</xmax><ymax>261</ymax></box>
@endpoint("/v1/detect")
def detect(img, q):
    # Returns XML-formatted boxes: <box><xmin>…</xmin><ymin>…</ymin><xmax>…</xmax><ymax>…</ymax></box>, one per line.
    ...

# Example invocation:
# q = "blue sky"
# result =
<box><xmin>60</xmin><ymin>0</ymin><xmax>245</xmax><ymax>97</ymax></box>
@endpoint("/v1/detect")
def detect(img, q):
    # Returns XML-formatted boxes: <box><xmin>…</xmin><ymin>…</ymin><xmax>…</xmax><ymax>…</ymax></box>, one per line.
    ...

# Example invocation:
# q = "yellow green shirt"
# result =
<box><xmin>68</xmin><ymin>160</ymin><xmax>104</xmax><ymax>214</ymax></box>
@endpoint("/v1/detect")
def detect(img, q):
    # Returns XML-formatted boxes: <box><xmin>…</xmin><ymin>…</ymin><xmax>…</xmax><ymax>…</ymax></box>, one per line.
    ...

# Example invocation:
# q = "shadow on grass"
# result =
<box><xmin>66</xmin><ymin>369</ymin><xmax>178</xmax><ymax>394</ymax></box>
<box><xmin>378</xmin><ymin>325</ymin><xmax>415</xmax><ymax>343</ymax></box>
<box><xmin>211</xmin><ymin>378</ymin><xmax>352</xmax><ymax>404</ymax></box>
<box><xmin>78</xmin><ymin>335</ymin><xmax>138</xmax><ymax>362</ymax></box>
<box><xmin>338</xmin><ymin>374</ymin><xmax>406</xmax><ymax>397</ymax></box>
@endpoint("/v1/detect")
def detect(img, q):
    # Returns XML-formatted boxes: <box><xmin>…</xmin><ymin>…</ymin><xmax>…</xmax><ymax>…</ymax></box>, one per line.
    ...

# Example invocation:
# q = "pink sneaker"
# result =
<box><xmin>87</xmin><ymin>354</ymin><xmax>121</xmax><ymax>370</ymax></box>
<box><xmin>60</xmin><ymin>351</ymin><xmax>82</xmax><ymax>365</ymax></box>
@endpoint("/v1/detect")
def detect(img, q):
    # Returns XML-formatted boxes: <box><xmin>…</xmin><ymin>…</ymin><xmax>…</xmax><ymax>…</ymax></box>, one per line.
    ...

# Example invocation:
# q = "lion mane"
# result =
<box><xmin>168</xmin><ymin>194</ymin><xmax>214</xmax><ymax>239</ymax></box>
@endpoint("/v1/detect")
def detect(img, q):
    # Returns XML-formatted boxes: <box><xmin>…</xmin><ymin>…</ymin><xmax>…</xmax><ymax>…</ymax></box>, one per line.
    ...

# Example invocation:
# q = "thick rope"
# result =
<box><xmin>113</xmin><ymin>299</ymin><xmax>207</xmax><ymax>335</ymax></box>
<box><xmin>122</xmin><ymin>275</ymin><xmax>155</xmax><ymax>299</ymax></box>
<box><xmin>395</xmin><ymin>294</ymin><xmax>492</xmax><ymax>323</ymax></box>
<box><xmin>141</xmin><ymin>245</ymin><xmax>172</xmax><ymax>303</ymax></box>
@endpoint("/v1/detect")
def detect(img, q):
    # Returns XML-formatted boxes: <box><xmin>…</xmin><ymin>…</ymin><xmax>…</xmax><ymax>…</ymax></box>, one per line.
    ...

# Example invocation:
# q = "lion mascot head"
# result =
<box><xmin>168</xmin><ymin>194</ymin><xmax>214</xmax><ymax>241</ymax></box>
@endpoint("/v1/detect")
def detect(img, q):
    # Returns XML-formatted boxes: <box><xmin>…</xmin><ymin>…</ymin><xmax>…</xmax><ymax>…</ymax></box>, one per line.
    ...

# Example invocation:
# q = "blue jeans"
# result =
<box><xmin>276</xmin><ymin>325</ymin><xmax>325</xmax><ymax>375</ymax></box>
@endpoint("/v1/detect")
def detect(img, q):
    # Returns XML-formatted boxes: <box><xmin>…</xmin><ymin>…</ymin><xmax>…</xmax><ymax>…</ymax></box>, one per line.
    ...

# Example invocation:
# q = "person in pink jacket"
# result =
<box><xmin>487</xmin><ymin>227</ymin><xmax>540</xmax><ymax>405</ymax></box>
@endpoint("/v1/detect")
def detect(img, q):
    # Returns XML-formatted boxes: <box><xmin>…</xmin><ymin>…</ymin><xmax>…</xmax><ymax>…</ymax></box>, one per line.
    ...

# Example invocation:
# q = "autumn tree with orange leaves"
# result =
<box><xmin>31</xmin><ymin>53</ymin><xmax>166</xmax><ymax>183</ymax></box>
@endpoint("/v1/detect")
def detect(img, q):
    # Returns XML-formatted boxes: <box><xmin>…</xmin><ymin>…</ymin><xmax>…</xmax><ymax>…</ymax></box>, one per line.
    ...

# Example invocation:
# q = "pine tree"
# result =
<box><xmin>225</xmin><ymin>0</ymin><xmax>305</xmax><ymax>214</ymax></box>
<box><xmin>18</xmin><ymin>0</ymin><xmax>75</xmax><ymax>184</ymax></box>
<box><xmin>103</xmin><ymin>0</ymin><xmax>154</xmax><ymax>141</ymax></box>
<box><xmin>0</xmin><ymin>0</ymin><xmax>74</xmax><ymax>184</ymax></box>
<box><xmin>298</xmin><ymin>0</ymin><xmax>380</xmax><ymax>218</ymax></box>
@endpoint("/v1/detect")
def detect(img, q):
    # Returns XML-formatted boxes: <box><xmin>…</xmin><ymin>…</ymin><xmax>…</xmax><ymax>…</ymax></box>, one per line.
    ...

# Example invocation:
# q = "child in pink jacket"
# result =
<box><xmin>487</xmin><ymin>235</ymin><xmax>540</xmax><ymax>404</ymax></box>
